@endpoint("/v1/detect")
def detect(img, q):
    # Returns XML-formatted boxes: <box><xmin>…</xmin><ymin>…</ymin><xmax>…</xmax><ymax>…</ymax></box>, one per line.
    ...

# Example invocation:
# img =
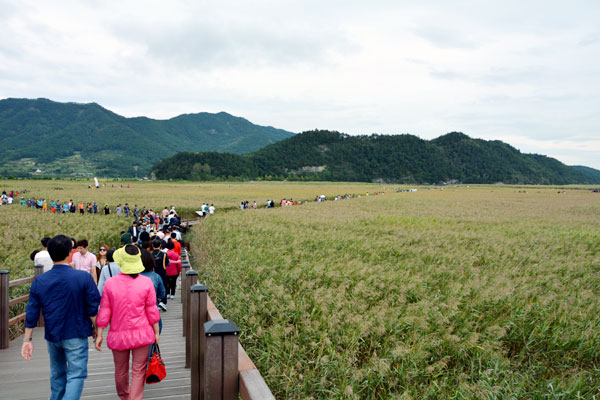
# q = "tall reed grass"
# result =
<box><xmin>191</xmin><ymin>187</ymin><xmax>600</xmax><ymax>398</ymax></box>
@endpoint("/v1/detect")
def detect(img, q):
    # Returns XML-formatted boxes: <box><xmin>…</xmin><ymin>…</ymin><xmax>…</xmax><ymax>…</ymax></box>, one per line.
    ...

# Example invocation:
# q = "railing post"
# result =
<box><xmin>181</xmin><ymin>263</ymin><xmax>190</xmax><ymax>305</ymax></box>
<box><xmin>0</xmin><ymin>271</ymin><xmax>9</xmax><ymax>349</ymax></box>
<box><xmin>204</xmin><ymin>320</ymin><xmax>239</xmax><ymax>400</ymax></box>
<box><xmin>185</xmin><ymin>270</ymin><xmax>198</xmax><ymax>368</ymax></box>
<box><xmin>190</xmin><ymin>283</ymin><xmax>208</xmax><ymax>400</ymax></box>
<box><xmin>34</xmin><ymin>265</ymin><xmax>44</xmax><ymax>327</ymax></box>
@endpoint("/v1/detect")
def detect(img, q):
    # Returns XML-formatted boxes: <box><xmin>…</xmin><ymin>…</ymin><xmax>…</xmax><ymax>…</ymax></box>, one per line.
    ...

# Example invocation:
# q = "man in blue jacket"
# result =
<box><xmin>21</xmin><ymin>234</ymin><xmax>101</xmax><ymax>400</ymax></box>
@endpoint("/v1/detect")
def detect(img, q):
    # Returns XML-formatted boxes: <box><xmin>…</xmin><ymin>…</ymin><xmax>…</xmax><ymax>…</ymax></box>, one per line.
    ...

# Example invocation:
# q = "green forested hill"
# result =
<box><xmin>152</xmin><ymin>130</ymin><xmax>600</xmax><ymax>184</ymax></box>
<box><xmin>0</xmin><ymin>98</ymin><xmax>294</xmax><ymax>177</ymax></box>
<box><xmin>572</xmin><ymin>165</ymin><xmax>600</xmax><ymax>183</ymax></box>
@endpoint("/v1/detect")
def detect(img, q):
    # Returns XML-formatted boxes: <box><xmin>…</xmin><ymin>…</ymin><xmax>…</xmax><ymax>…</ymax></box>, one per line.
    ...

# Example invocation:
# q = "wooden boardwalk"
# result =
<box><xmin>0</xmin><ymin>283</ymin><xmax>189</xmax><ymax>400</ymax></box>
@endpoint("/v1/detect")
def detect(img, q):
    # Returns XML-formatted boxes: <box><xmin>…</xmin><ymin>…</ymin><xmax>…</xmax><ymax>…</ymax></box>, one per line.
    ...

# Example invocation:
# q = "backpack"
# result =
<box><xmin>152</xmin><ymin>250</ymin><xmax>168</xmax><ymax>273</ymax></box>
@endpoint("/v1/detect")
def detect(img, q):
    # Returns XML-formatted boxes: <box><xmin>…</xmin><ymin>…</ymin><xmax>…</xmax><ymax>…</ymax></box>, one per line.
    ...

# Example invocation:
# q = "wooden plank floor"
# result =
<box><xmin>0</xmin><ymin>283</ymin><xmax>190</xmax><ymax>400</ymax></box>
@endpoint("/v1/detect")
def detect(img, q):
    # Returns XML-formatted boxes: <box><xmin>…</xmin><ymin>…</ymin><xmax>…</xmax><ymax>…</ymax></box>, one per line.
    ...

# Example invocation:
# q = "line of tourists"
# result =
<box><xmin>22</xmin><ymin>226</ymin><xmax>184</xmax><ymax>399</ymax></box>
<box><xmin>239</xmin><ymin>192</ymin><xmax>385</xmax><ymax>211</ymax></box>
<box><xmin>17</xmin><ymin>198</ymin><xmax>136</xmax><ymax>216</ymax></box>
<box><xmin>1</xmin><ymin>189</ymin><xmax>21</xmax><ymax>204</ymax></box>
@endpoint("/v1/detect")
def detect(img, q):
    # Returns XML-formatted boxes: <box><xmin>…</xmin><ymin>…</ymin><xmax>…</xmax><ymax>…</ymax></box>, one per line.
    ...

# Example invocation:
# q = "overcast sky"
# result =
<box><xmin>1</xmin><ymin>0</ymin><xmax>599</xmax><ymax>169</ymax></box>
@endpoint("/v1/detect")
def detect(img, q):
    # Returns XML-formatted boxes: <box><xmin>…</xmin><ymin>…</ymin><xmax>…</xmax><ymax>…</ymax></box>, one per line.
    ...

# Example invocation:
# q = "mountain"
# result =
<box><xmin>0</xmin><ymin>98</ymin><xmax>294</xmax><ymax>177</ymax></box>
<box><xmin>572</xmin><ymin>166</ymin><xmax>600</xmax><ymax>183</ymax></box>
<box><xmin>151</xmin><ymin>130</ymin><xmax>600</xmax><ymax>184</ymax></box>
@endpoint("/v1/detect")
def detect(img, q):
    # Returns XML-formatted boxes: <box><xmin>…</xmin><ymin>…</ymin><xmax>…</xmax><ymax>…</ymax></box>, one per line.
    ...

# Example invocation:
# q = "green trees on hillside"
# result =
<box><xmin>0</xmin><ymin>98</ymin><xmax>294</xmax><ymax>177</ymax></box>
<box><xmin>151</xmin><ymin>130</ymin><xmax>600</xmax><ymax>184</ymax></box>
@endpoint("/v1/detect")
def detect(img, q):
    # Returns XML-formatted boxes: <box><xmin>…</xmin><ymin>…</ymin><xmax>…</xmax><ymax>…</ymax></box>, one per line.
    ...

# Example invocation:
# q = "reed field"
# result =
<box><xmin>0</xmin><ymin>179</ymin><xmax>386</xmax><ymax>338</ymax></box>
<box><xmin>2</xmin><ymin>179</ymin><xmax>600</xmax><ymax>398</ymax></box>
<box><xmin>191</xmin><ymin>186</ymin><xmax>600</xmax><ymax>399</ymax></box>
<box><xmin>0</xmin><ymin>178</ymin><xmax>388</xmax><ymax>216</ymax></box>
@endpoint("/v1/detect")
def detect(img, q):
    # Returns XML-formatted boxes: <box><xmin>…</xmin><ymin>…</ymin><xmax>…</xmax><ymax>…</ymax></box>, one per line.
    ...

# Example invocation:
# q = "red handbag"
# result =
<box><xmin>146</xmin><ymin>343</ymin><xmax>166</xmax><ymax>384</ymax></box>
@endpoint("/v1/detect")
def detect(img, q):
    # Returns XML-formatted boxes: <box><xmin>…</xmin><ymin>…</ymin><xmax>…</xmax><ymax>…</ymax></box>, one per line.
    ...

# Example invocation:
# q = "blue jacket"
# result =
<box><xmin>25</xmin><ymin>264</ymin><xmax>100</xmax><ymax>342</ymax></box>
<box><xmin>141</xmin><ymin>271</ymin><xmax>166</xmax><ymax>304</ymax></box>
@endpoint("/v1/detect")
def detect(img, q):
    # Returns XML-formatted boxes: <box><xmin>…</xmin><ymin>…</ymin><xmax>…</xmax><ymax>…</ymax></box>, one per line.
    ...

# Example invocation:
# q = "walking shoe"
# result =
<box><xmin>158</xmin><ymin>302</ymin><xmax>168</xmax><ymax>312</ymax></box>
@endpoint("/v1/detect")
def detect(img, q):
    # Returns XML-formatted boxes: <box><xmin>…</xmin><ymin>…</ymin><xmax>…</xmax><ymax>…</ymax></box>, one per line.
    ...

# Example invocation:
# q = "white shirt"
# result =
<box><xmin>34</xmin><ymin>250</ymin><xmax>54</xmax><ymax>273</ymax></box>
<box><xmin>209</xmin><ymin>206</ymin><xmax>215</xmax><ymax>214</ymax></box>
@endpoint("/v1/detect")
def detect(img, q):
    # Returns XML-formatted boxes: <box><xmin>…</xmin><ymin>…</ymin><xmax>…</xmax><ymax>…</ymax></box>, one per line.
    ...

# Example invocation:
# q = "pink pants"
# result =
<box><xmin>112</xmin><ymin>345</ymin><xmax>151</xmax><ymax>400</ymax></box>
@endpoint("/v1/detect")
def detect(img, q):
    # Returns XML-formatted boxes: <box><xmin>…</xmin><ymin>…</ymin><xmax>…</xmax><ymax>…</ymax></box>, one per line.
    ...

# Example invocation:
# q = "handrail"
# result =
<box><xmin>0</xmin><ymin>265</ymin><xmax>45</xmax><ymax>349</ymax></box>
<box><xmin>9</xmin><ymin>276</ymin><xmax>35</xmax><ymax>288</ymax></box>
<box><xmin>181</xmin><ymin>249</ymin><xmax>275</xmax><ymax>400</ymax></box>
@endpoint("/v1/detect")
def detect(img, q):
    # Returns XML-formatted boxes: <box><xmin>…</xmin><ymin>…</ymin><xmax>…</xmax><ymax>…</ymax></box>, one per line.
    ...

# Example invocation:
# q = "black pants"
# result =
<box><xmin>168</xmin><ymin>275</ymin><xmax>178</xmax><ymax>296</ymax></box>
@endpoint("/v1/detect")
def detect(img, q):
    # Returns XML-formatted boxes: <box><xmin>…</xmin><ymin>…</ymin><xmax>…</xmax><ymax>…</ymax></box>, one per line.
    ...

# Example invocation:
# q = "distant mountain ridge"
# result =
<box><xmin>0</xmin><ymin>98</ymin><xmax>294</xmax><ymax>177</ymax></box>
<box><xmin>152</xmin><ymin>130</ymin><xmax>600</xmax><ymax>184</ymax></box>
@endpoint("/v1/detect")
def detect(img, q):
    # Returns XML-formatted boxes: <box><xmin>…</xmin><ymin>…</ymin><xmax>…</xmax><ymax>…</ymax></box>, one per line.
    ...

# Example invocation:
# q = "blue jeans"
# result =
<box><xmin>46</xmin><ymin>337</ymin><xmax>89</xmax><ymax>400</ymax></box>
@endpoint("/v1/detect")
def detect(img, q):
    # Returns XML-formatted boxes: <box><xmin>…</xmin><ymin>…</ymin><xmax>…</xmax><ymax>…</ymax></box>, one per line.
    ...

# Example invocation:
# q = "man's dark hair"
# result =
<box><xmin>141</xmin><ymin>249</ymin><xmax>155</xmax><ymax>272</ymax></box>
<box><xmin>125</xmin><ymin>244</ymin><xmax>139</xmax><ymax>256</ymax></box>
<box><xmin>152</xmin><ymin>238</ymin><xmax>162</xmax><ymax>249</ymax></box>
<box><xmin>170</xmin><ymin>232</ymin><xmax>177</xmax><ymax>239</ymax></box>
<box><xmin>76</xmin><ymin>239</ymin><xmax>88</xmax><ymax>248</ymax></box>
<box><xmin>41</xmin><ymin>237</ymin><xmax>51</xmax><ymax>247</ymax></box>
<box><xmin>106</xmin><ymin>249</ymin><xmax>115</xmax><ymax>263</ymax></box>
<box><xmin>48</xmin><ymin>234</ymin><xmax>73</xmax><ymax>262</ymax></box>
<box><xmin>166</xmin><ymin>241</ymin><xmax>175</xmax><ymax>250</ymax></box>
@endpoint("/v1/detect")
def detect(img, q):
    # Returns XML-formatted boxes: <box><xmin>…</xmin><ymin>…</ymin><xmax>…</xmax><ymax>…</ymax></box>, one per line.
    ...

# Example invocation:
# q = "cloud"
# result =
<box><xmin>415</xmin><ymin>26</ymin><xmax>478</xmax><ymax>49</ymax></box>
<box><xmin>579</xmin><ymin>33</ymin><xmax>600</xmax><ymax>46</ymax></box>
<box><xmin>0</xmin><ymin>1</ymin><xmax>599</xmax><ymax>169</ymax></box>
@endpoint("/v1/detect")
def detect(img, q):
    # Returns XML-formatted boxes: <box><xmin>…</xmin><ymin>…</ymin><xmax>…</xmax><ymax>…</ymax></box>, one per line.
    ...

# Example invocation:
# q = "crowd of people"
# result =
<box><xmin>237</xmin><ymin>192</ymin><xmax>385</xmax><ymax>211</ymax></box>
<box><xmin>1</xmin><ymin>189</ymin><xmax>22</xmax><ymax>205</ymax></box>
<box><xmin>6</xmin><ymin>190</ymin><xmax>188</xmax><ymax>226</ymax></box>
<box><xmin>22</xmin><ymin>215</ymin><xmax>186</xmax><ymax>399</ymax></box>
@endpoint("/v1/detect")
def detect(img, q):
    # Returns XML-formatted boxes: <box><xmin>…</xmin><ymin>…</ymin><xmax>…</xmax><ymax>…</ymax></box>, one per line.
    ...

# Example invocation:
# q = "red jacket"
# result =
<box><xmin>172</xmin><ymin>240</ymin><xmax>182</xmax><ymax>256</ymax></box>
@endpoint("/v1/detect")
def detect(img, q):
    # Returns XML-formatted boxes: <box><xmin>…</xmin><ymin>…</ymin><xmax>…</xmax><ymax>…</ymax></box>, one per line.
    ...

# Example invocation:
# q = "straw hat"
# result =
<box><xmin>113</xmin><ymin>245</ymin><xmax>144</xmax><ymax>274</ymax></box>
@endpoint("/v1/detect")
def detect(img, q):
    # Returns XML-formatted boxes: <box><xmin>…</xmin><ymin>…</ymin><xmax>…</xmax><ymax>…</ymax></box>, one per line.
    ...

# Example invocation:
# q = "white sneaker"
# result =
<box><xmin>158</xmin><ymin>302</ymin><xmax>168</xmax><ymax>312</ymax></box>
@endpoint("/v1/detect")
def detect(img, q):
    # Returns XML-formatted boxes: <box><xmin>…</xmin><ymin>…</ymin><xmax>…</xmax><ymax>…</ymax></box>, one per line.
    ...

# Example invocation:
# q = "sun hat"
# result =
<box><xmin>113</xmin><ymin>245</ymin><xmax>144</xmax><ymax>274</ymax></box>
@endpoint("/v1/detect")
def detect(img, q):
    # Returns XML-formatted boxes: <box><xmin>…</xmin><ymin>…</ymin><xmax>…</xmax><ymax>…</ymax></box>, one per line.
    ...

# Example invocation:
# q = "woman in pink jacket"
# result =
<box><xmin>165</xmin><ymin>240</ymin><xmax>181</xmax><ymax>299</ymax></box>
<box><xmin>95</xmin><ymin>245</ymin><xmax>160</xmax><ymax>400</ymax></box>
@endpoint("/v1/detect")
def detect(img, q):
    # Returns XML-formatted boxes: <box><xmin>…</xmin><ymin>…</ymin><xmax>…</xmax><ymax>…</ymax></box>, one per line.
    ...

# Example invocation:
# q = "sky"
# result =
<box><xmin>1</xmin><ymin>0</ymin><xmax>599</xmax><ymax>169</ymax></box>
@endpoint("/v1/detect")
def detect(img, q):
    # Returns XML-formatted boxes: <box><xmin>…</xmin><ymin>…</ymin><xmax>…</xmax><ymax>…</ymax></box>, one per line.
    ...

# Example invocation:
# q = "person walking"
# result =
<box><xmin>95</xmin><ymin>245</ymin><xmax>160</xmax><ymax>400</ymax></box>
<box><xmin>151</xmin><ymin>239</ymin><xmax>170</xmax><ymax>299</ymax></box>
<box><xmin>165</xmin><ymin>241</ymin><xmax>181</xmax><ymax>299</ymax></box>
<box><xmin>72</xmin><ymin>239</ymin><xmax>98</xmax><ymax>284</ymax></box>
<box><xmin>140</xmin><ymin>249</ymin><xmax>167</xmax><ymax>332</ymax></box>
<box><xmin>96</xmin><ymin>243</ymin><xmax>109</xmax><ymax>280</ymax></box>
<box><xmin>33</xmin><ymin>236</ymin><xmax>54</xmax><ymax>273</ymax></box>
<box><xmin>21</xmin><ymin>234</ymin><xmax>101</xmax><ymax>400</ymax></box>
<box><xmin>97</xmin><ymin>249</ymin><xmax>121</xmax><ymax>295</ymax></box>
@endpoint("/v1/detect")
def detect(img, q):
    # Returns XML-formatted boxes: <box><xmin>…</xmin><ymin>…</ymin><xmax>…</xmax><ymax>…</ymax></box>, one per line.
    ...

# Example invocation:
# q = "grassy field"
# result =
<box><xmin>2</xmin><ymin>180</ymin><xmax>599</xmax><ymax>398</ymax></box>
<box><xmin>191</xmin><ymin>186</ymin><xmax>600</xmax><ymax>399</ymax></box>
<box><xmin>0</xmin><ymin>178</ymin><xmax>390</xmax><ymax>215</ymax></box>
<box><xmin>0</xmin><ymin>179</ymin><xmax>388</xmax><ymax>338</ymax></box>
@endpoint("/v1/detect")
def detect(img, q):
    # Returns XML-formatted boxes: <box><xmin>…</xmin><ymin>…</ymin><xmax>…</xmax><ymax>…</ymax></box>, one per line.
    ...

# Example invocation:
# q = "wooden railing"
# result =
<box><xmin>180</xmin><ymin>249</ymin><xmax>275</xmax><ymax>400</ymax></box>
<box><xmin>0</xmin><ymin>265</ymin><xmax>44</xmax><ymax>349</ymax></box>
<box><xmin>2</xmin><ymin>251</ymin><xmax>274</xmax><ymax>399</ymax></box>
